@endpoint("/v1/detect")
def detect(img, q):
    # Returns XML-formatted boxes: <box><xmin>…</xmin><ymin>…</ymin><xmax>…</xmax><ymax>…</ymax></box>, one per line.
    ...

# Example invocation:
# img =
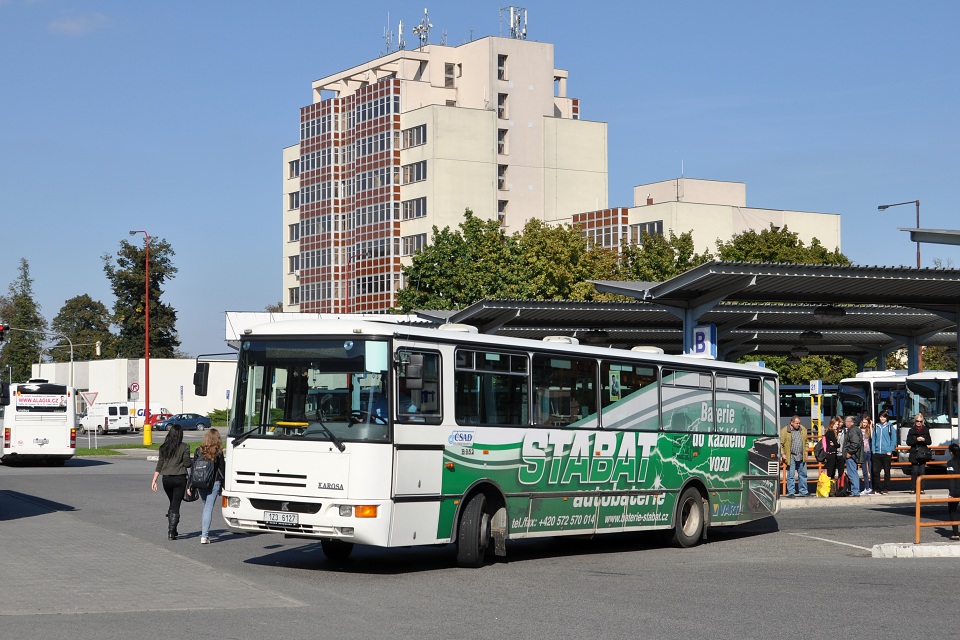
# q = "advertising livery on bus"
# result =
<box><xmin>1</xmin><ymin>379</ymin><xmax>77</xmax><ymax>465</ymax></box>
<box><xmin>197</xmin><ymin>320</ymin><xmax>781</xmax><ymax>567</ymax></box>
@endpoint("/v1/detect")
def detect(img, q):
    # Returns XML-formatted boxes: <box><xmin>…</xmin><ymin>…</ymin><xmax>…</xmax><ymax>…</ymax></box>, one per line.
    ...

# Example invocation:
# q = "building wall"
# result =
<box><xmin>288</xmin><ymin>36</ymin><xmax>607</xmax><ymax>312</ymax></box>
<box><xmin>635</xmin><ymin>178</ymin><xmax>746</xmax><ymax>207</ymax></box>
<box><xmin>33</xmin><ymin>358</ymin><xmax>237</xmax><ymax>425</ymax></box>
<box><xmin>282</xmin><ymin>144</ymin><xmax>301</xmax><ymax>311</ymax></box>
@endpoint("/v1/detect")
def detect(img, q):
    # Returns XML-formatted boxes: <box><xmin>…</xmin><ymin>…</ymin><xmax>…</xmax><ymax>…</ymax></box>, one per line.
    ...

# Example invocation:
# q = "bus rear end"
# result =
<box><xmin>2</xmin><ymin>380</ymin><xmax>76</xmax><ymax>465</ymax></box>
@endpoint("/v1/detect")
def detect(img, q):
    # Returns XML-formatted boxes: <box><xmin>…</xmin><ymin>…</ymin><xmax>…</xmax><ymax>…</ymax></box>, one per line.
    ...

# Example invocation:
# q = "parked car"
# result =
<box><xmin>145</xmin><ymin>413</ymin><xmax>174</xmax><ymax>431</ymax></box>
<box><xmin>154</xmin><ymin>413</ymin><xmax>210</xmax><ymax>431</ymax></box>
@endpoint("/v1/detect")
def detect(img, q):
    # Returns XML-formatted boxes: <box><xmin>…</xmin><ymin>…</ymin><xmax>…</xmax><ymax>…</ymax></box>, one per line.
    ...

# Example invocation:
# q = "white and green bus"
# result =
<box><xmin>198</xmin><ymin>319</ymin><xmax>780</xmax><ymax>567</ymax></box>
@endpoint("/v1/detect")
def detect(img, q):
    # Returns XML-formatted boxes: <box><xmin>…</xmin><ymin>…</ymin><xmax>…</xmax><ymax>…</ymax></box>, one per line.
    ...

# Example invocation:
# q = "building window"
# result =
<box><xmin>445</xmin><ymin>99</ymin><xmax>457</xmax><ymax>107</ymax></box>
<box><xmin>288</xmin><ymin>287</ymin><xmax>300</xmax><ymax>306</ymax></box>
<box><xmin>401</xmin><ymin>233</ymin><xmax>428</xmax><ymax>256</ymax></box>
<box><xmin>497</xmin><ymin>128</ymin><xmax>508</xmax><ymax>155</ymax></box>
<box><xmin>288</xmin><ymin>159</ymin><xmax>300</xmax><ymax>178</ymax></box>
<box><xmin>288</xmin><ymin>223</ymin><xmax>300</xmax><ymax>242</ymax></box>
<box><xmin>402</xmin><ymin>124</ymin><xmax>427</xmax><ymax>148</ymax></box>
<box><xmin>401</xmin><ymin>196</ymin><xmax>428</xmax><ymax>220</ymax></box>
<box><xmin>497</xmin><ymin>93</ymin><xmax>508</xmax><ymax>119</ymax></box>
<box><xmin>288</xmin><ymin>255</ymin><xmax>300</xmax><ymax>274</ymax></box>
<box><xmin>402</xmin><ymin>161</ymin><xmax>427</xmax><ymax>184</ymax></box>
<box><xmin>629</xmin><ymin>220</ymin><xmax>664</xmax><ymax>243</ymax></box>
<box><xmin>445</xmin><ymin>63</ymin><xmax>456</xmax><ymax>88</ymax></box>
<box><xmin>498</xmin><ymin>165</ymin><xmax>508</xmax><ymax>190</ymax></box>
<box><xmin>497</xmin><ymin>54</ymin><xmax>508</xmax><ymax>80</ymax></box>
<box><xmin>288</xmin><ymin>191</ymin><xmax>300</xmax><ymax>210</ymax></box>
<box><xmin>498</xmin><ymin>200</ymin><xmax>507</xmax><ymax>225</ymax></box>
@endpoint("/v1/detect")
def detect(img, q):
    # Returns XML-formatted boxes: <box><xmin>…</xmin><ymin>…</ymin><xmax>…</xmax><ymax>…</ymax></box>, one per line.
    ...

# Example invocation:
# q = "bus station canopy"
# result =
<box><xmin>416</xmin><ymin>261</ymin><xmax>960</xmax><ymax>366</ymax></box>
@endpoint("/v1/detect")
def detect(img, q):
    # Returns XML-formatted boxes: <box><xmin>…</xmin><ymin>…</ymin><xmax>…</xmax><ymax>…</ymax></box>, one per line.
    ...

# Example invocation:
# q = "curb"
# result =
<box><xmin>873</xmin><ymin>542</ymin><xmax>960</xmax><ymax>558</ymax></box>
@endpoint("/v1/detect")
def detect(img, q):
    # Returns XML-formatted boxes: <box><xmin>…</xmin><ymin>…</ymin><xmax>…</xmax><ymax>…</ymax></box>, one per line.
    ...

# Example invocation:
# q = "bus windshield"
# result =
<box><xmin>232</xmin><ymin>338</ymin><xmax>392</xmax><ymax>444</ymax></box>
<box><xmin>906</xmin><ymin>379</ymin><xmax>954</xmax><ymax>427</ymax></box>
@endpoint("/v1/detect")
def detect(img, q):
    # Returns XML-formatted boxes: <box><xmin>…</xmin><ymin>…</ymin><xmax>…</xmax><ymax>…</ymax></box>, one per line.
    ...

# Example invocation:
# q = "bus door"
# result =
<box><xmin>390</xmin><ymin>346</ymin><xmax>444</xmax><ymax>545</ymax></box>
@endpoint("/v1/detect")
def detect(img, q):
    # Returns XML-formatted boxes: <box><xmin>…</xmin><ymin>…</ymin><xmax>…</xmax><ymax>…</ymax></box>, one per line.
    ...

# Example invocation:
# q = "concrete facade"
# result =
<box><xmin>284</xmin><ymin>35</ymin><xmax>607</xmax><ymax>313</ymax></box>
<box><xmin>32</xmin><ymin>358</ymin><xmax>236</xmax><ymax>426</ymax></box>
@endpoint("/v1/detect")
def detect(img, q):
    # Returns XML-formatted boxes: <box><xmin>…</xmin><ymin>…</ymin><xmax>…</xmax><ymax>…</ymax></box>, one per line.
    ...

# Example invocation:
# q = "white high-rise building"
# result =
<box><xmin>283</xmin><ymin>29</ymin><xmax>608</xmax><ymax>313</ymax></box>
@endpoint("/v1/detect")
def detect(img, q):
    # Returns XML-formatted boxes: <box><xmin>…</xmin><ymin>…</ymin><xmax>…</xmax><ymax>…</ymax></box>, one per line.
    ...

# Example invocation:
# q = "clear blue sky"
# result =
<box><xmin>2</xmin><ymin>1</ymin><xmax>958</xmax><ymax>356</ymax></box>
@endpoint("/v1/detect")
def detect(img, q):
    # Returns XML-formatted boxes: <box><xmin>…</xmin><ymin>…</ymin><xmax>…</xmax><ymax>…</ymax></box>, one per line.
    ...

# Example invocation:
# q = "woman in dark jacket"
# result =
<box><xmin>150</xmin><ymin>425</ymin><xmax>191</xmax><ymax>539</ymax></box>
<box><xmin>906</xmin><ymin>414</ymin><xmax>932</xmax><ymax>494</ymax></box>
<box><xmin>946</xmin><ymin>443</ymin><xmax>960</xmax><ymax>541</ymax></box>
<box><xmin>824</xmin><ymin>416</ymin><xmax>843</xmax><ymax>485</ymax></box>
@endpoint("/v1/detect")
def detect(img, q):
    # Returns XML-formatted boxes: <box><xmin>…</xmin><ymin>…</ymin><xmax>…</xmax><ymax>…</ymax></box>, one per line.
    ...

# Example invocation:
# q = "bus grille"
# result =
<box><xmin>234</xmin><ymin>470</ymin><xmax>308</xmax><ymax>488</ymax></box>
<box><xmin>249</xmin><ymin>498</ymin><xmax>321</xmax><ymax>514</ymax></box>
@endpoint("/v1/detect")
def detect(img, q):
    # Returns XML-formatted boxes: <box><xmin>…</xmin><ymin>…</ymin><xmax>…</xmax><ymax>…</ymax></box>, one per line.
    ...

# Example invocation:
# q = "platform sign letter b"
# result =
<box><xmin>691</xmin><ymin>324</ymin><xmax>717</xmax><ymax>359</ymax></box>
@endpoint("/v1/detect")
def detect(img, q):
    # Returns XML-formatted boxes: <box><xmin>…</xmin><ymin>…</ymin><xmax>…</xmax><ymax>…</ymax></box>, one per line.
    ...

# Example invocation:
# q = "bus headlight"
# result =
<box><xmin>225</xmin><ymin>496</ymin><xmax>241</xmax><ymax>509</ymax></box>
<box><xmin>339</xmin><ymin>505</ymin><xmax>353</xmax><ymax>517</ymax></box>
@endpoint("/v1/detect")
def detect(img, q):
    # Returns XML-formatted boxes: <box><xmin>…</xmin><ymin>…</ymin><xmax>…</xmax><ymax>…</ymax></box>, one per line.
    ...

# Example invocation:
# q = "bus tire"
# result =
<box><xmin>320</xmin><ymin>538</ymin><xmax>354</xmax><ymax>562</ymax></box>
<box><xmin>456</xmin><ymin>493</ymin><xmax>491</xmax><ymax>568</ymax></box>
<box><xmin>670</xmin><ymin>487</ymin><xmax>705</xmax><ymax>548</ymax></box>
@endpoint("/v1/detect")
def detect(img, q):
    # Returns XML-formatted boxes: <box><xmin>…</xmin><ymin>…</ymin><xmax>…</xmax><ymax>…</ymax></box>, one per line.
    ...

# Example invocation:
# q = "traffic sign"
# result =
<box><xmin>80</xmin><ymin>392</ymin><xmax>98</xmax><ymax>407</ymax></box>
<box><xmin>130</xmin><ymin>382</ymin><xmax>140</xmax><ymax>393</ymax></box>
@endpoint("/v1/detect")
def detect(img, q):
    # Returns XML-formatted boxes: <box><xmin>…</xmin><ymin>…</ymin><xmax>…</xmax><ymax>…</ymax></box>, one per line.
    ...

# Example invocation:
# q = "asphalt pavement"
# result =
<box><xmin>2</xmin><ymin>452</ymin><xmax>958</xmax><ymax>640</ymax></box>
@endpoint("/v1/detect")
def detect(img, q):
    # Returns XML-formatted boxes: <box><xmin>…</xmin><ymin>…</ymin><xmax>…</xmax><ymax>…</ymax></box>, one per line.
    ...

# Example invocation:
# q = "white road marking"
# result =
<box><xmin>788</xmin><ymin>532</ymin><xmax>872</xmax><ymax>551</ymax></box>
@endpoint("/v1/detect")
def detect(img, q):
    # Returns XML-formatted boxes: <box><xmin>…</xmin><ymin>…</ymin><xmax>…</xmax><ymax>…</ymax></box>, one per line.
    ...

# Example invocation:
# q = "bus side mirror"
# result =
<box><xmin>404</xmin><ymin>354</ymin><xmax>424</xmax><ymax>390</ymax></box>
<box><xmin>0</xmin><ymin>382</ymin><xmax>9</xmax><ymax>406</ymax></box>
<box><xmin>194</xmin><ymin>362</ymin><xmax>210</xmax><ymax>397</ymax></box>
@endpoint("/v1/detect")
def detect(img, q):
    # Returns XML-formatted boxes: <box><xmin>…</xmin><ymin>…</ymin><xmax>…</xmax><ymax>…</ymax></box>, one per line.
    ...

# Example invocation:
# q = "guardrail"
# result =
<box><xmin>913</xmin><ymin>474</ymin><xmax>960</xmax><ymax>544</ymax></box>
<box><xmin>780</xmin><ymin>444</ymin><xmax>950</xmax><ymax>495</ymax></box>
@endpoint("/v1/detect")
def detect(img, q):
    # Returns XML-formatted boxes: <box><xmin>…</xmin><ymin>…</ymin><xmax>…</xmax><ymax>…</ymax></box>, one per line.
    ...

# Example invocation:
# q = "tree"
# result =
<box><xmin>265</xmin><ymin>301</ymin><xmax>283</xmax><ymax>313</ymax></box>
<box><xmin>513</xmin><ymin>219</ymin><xmax>619</xmax><ymax>301</ymax></box>
<box><xmin>50</xmin><ymin>295</ymin><xmax>114</xmax><ymax>362</ymax></box>
<box><xmin>0</xmin><ymin>259</ymin><xmax>47</xmax><ymax>382</ymax></box>
<box><xmin>102</xmin><ymin>237</ymin><xmax>181</xmax><ymax>358</ymax></box>
<box><xmin>921</xmin><ymin>346</ymin><xmax>957</xmax><ymax>372</ymax></box>
<box><xmin>397</xmin><ymin>210</ymin><xmax>520</xmax><ymax>310</ymax></box>
<box><xmin>716</xmin><ymin>224</ymin><xmax>850</xmax><ymax>265</ymax></box>
<box><xmin>618</xmin><ymin>230</ymin><xmax>712</xmax><ymax>282</ymax></box>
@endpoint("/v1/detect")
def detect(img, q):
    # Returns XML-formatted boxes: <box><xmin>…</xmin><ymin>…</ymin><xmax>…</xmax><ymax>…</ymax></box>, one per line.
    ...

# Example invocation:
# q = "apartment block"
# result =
<box><xmin>283</xmin><ymin>35</ymin><xmax>608</xmax><ymax>313</ymax></box>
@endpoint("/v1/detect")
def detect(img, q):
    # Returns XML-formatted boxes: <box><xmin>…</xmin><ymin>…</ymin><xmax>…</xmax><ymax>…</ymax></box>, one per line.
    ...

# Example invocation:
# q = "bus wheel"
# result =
<box><xmin>456</xmin><ymin>493</ymin><xmax>491</xmax><ymax>568</ymax></box>
<box><xmin>670</xmin><ymin>487</ymin><xmax>705</xmax><ymax>548</ymax></box>
<box><xmin>320</xmin><ymin>538</ymin><xmax>354</xmax><ymax>562</ymax></box>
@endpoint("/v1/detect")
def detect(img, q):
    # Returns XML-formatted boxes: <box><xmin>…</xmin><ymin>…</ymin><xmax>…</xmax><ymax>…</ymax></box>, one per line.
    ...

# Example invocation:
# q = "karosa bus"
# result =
<box><xmin>196</xmin><ymin>319</ymin><xmax>781</xmax><ymax>567</ymax></box>
<box><xmin>1</xmin><ymin>379</ymin><xmax>77</xmax><ymax>465</ymax></box>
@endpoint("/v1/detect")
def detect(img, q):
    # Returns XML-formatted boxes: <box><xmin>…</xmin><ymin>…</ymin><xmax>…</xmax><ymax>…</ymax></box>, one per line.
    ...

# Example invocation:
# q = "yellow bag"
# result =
<box><xmin>816</xmin><ymin>471</ymin><xmax>832</xmax><ymax>498</ymax></box>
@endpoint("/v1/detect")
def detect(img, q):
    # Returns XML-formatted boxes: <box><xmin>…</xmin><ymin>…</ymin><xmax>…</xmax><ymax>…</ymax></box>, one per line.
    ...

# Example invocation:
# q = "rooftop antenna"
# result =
<box><xmin>382</xmin><ymin>13</ymin><xmax>394</xmax><ymax>55</ymax></box>
<box><xmin>500</xmin><ymin>6</ymin><xmax>527</xmax><ymax>39</ymax></box>
<box><xmin>440</xmin><ymin>29</ymin><xmax>448</xmax><ymax>46</ymax></box>
<box><xmin>398</xmin><ymin>19</ymin><xmax>406</xmax><ymax>50</ymax></box>
<box><xmin>412</xmin><ymin>7</ymin><xmax>432</xmax><ymax>51</ymax></box>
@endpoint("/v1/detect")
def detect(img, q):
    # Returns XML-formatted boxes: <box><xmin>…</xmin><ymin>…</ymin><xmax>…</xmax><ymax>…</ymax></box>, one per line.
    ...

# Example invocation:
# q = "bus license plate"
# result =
<box><xmin>265</xmin><ymin>511</ymin><xmax>299</xmax><ymax>526</ymax></box>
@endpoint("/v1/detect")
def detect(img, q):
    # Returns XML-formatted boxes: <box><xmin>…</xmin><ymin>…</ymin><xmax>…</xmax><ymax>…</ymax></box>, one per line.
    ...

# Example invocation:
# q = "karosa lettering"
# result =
<box><xmin>317</xmin><ymin>482</ymin><xmax>344</xmax><ymax>490</ymax></box>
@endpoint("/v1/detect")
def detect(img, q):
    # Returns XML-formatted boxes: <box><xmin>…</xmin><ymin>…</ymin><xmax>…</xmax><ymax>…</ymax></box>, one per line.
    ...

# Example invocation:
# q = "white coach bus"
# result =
<box><xmin>1</xmin><ymin>379</ymin><xmax>77</xmax><ymax>465</ymax></box>
<box><xmin>196</xmin><ymin>319</ymin><xmax>781</xmax><ymax>567</ymax></box>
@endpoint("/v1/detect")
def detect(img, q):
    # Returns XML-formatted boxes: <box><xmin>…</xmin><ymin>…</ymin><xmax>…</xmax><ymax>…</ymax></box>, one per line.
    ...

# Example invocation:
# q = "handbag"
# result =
<box><xmin>182</xmin><ymin>480</ymin><xmax>200</xmax><ymax>503</ymax></box>
<box><xmin>916</xmin><ymin>444</ymin><xmax>932</xmax><ymax>463</ymax></box>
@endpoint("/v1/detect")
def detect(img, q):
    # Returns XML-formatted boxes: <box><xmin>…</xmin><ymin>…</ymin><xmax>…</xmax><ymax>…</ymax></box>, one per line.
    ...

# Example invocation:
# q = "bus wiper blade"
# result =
<box><xmin>231</xmin><ymin>427</ymin><xmax>262</xmax><ymax>447</ymax></box>
<box><xmin>314</xmin><ymin>421</ymin><xmax>346</xmax><ymax>452</ymax></box>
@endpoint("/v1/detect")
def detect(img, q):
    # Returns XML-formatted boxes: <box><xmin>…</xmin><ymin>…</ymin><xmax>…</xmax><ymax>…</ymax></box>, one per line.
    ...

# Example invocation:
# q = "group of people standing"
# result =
<box><xmin>781</xmin><ymin>411</ymin><xmax>942</xmax><ymax>498</ymax></box>
<box><xmin>150</xmin><ymin>424</ymin><xmax>226</xmax><ymax>544</ymax></box>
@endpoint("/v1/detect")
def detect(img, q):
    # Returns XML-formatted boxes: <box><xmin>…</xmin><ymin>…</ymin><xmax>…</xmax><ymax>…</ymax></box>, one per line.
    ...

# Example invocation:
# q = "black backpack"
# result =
<box><xmin>814</xmin><ymin>437</ymin><xmax>826</xmax><ymax>462</ymax></box>
<box><xmin>190</xmin><ymin>451</ymin><xmax>216</xmax><ymax>490</ymax></box>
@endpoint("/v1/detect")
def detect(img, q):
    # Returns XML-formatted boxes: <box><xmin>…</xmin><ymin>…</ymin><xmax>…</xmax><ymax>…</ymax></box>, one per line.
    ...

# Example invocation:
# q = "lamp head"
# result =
<box><xmin>877</xmin><ymin>205</ymin><xmax>888</xmax><ymax>211</ymax></box>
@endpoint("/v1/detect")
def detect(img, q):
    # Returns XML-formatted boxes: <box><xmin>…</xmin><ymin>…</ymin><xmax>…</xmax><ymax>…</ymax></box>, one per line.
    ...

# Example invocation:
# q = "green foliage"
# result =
<box><xmin>922</xmin><ymin>346</ymin><xmax>957</xmax><ymax>372</ymax></box>
<box><xmin>618</xmin><ymin>230</ymin><xmax>712</xmax><ymax>282</ymax></box>
<box><xmin>50</xmin><ymin>294</ymin><xmax>114</xmax><ymax>362</ymax></box>
<box><xmin>740</xmin><ymin>355</ymin><xmax>857</xmax><ymax>385</ymax></box>
<box><xmin>0</xmin><ymin>259</ymin><xmax>47</xmax><ymax>382</ymax></box>
<box><xmin>716</xmin><ymin>224</ymin><xmax>850</xmax><ymax>265</ymax></box>
<box><xmin>207</xmin><ymin>408</ymin><xmax>230</xmax><ymax>427</ymax></box>
<box><xmin>102</xmin><ymin>237</ymin><xmax>181</xmax><ymax>358</ymax></box>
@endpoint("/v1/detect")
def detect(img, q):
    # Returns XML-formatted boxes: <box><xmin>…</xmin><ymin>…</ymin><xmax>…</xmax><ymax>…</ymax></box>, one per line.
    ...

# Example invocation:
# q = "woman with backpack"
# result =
<box><xmin>150</xmin><ymin>424</ymin><xmax>191</xmax><ymax>540</ymax></box>
<box><xmin>186</xmin><ymin>428</ymin><xmax>226</xmax><ymax>544</ymax></box>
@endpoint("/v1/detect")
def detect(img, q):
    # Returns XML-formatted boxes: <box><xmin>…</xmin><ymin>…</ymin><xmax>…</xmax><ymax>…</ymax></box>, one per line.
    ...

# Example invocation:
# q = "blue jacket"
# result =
<box><xmin>871</xmin><ymin>420</ymin><xmax>897</xmax><ymax>454</ymax></box>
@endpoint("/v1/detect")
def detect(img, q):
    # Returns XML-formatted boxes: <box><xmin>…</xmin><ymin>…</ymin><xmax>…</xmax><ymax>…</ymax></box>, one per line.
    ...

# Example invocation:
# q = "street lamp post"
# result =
<box><xmin>878</xmin><ymin>199</ymin><xmax>921</xmax><ymax>268</ymax></box>
<box><xmin>129</xmin><ymin>230</ymin><xmax>152</xmax><ymax>445</ymax></box>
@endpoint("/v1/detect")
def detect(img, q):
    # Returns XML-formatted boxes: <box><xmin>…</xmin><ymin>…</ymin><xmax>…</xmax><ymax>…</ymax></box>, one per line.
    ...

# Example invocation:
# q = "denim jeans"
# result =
<box><xmin>845</xmin><ymin>457</ymin><xmax>861</xmax><ymax>496</ymax></box>
<box><xmin>786</xmin><ymin>458</ymin><xmax>809</xmax><ymax>496</ymax></box>
<box><xmin>198</xmin><ymin>480</ymin><xmax>222</xmax><ymax>538</ymax></box>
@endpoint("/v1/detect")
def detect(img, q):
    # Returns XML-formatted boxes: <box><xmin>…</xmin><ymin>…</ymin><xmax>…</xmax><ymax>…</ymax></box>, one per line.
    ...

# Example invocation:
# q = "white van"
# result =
<box><xmin>78</xmin><ymin>403</ymin><xmax>133</xmax><ymax>435</ymax></box>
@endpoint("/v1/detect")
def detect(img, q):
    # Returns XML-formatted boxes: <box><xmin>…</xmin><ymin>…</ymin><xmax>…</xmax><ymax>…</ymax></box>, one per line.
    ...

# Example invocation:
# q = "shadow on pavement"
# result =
<box><xmin>240</xmin><ymin>517</ymin><xmax>780</xmax><ymax>575</ymax></box>
<box><xmin>0</xmin><ymin>489</ymin><xmax>78</xmax><ymax>521</ymax></box>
